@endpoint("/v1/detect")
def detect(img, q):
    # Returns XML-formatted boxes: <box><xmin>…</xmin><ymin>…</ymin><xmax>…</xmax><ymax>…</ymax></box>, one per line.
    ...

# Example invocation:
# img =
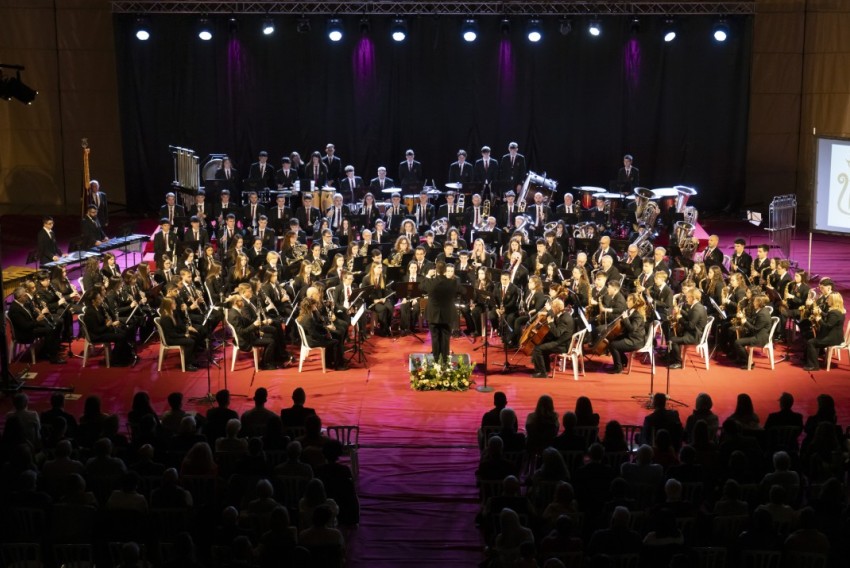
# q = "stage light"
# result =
<box><xmin>198</xmin><ymin>19</ymin><xmax>212</xmax><ymax>41</ymax></box>
<box><xmin>359</xmin><ymin>17</ymin><xmax>371</xmax><ymax>35</ymax></box>
<box><xmin>296</xmin><ymin>17</ymin><xmax>311</xmax><ymax>33</ymax></box>
<box><xmin>327</xmin><ymin>18</ymin><xmax>343</xmax><ymax>42</ymax></box>
<box><xmin>713</xmin><ymin>18</ymin><xmax>729</xmax><ymax>42</ymax></box>
<box><xmin>228</xmin><ymin>17</ymin><xmax>238</xmax><ymax>33</ymax></box>
<box><xmin>588</xmin><ymin>18</ymin><xmax>601</xmax><ymax>37</ymax></box>
<box><xmin>134</xmin><ymin>17</ymin><xmax>150</xmax><ymax>41</ymax></box>
<box><xmin>526</xmin><ymin>19</ymin><xmax>542</xmax><ymax>43</ymax></box>
<box><xmin>663</xmin><ymin>18</ymin><xmax>677</xmax><ymax>42</ymax></box>
<box><xmin>391</xmin><ymin>18</ymin><xmax>407</xmax><ymax>42</ymax></box>
<box><xmin>559</xmin><ymin>17</ymin><xmax>572</xmax><ymax>36</ymax></box>
<box><xmin>0</xmin><ymin>72</ymin><xmax>37</xmax><ymax>105</ymax></box>
<box><xmin>630</xmin><ymin>17</ymin><xmax>640</xmax><ymax>34</ymax></box>
<box><xmin>500</xmin><ymin>18</ymin><xmax>511</xmax><ymax>35</ymax></box>
<box><xmin>462</xmin><ymin>19</ymin><xmax>478</xmax><ymax>42</ymax></box>
<box><xmin>262</xmin><ymin>18</ymin><xmax>275</xmax><ymax>36</ymax></box>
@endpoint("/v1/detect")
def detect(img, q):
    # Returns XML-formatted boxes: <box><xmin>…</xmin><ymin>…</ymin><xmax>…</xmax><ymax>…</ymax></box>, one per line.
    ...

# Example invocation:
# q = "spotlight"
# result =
<box><xmin>198</xmin><ymin>18</ymin><xmax>212</xmax><ymax>41</ymax></box>
<box><xmin>262</xmin><ymin>17</ymin><xmax>275</xmax><ymax>36</ymax></box>
<box><xmin>228</xmin><ymin>17</ymin><xmax>238</xmax><ymax>33</ymax></box>
<box><xmin>558</xmin><ymin>17</ymin><xmax>572</xmax><ymax>36</ymax></box>
<box><xmin>526</xmin><ymin>19</ymin><xmax>542</xmax><ymax>43</ymax></box>
<box><xmin>500</xmin><ymin>18</ymin><xmax>511</xmax><ymax>35</ymax></box>
<box><xmin>462</xmin><ymin>19</ymin><xmax>478</xmax><ymax>42</ymax></box>
<box><xmin>296</xmin><ymin>17</ymin><xmax>311</xmax><ymax>34</ymax></box>
<box><xmin>588</xmin><ymin>18</ymin><xmax>601</xmax><ymax>37</ymax></box>
<box><xmin>630</xmin><ymin>17</ymin><xmax>640</xmax><ymax>34</ymax></box>
<box><xmin>663</xmin><ymin>18</ymin><xmax>677</xmax><ymax>42</ymax></box>
<box><xmin>327</xmin><ymin>18</ymin><xmax>343</xmax><ymax>42</ymax></box>
<box><xmin>359</xmin><ymin>17</ymin><xmax>371</xmax><ymax>35</ymax></box>
<box><xmin>391</xmin><ymin>18</ymin><xmax>407</xmax><ymax>42</ymax></box>
<box><xmin>134</xmin><ymin>17</ymin><xmax>150</xmax><ymax>41</ymax></box>
<box><xmin>0</xmin><ymin>72</ymin><xmax>37</xmax><ymax>105</ymax></box>
<box><xmin>713</xmin><ymin>18</ymin><xmax>729</xmax><ymax>42</ymax></box>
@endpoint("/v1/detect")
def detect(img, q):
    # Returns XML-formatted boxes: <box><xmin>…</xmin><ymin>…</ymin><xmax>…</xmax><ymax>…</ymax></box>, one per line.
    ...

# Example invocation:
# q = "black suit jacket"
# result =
<box><xmin>268</xmin><ymin>206</ymin><xmax>292</xmax><ymax>234</ymax></box>
<box><xmin>248</xmin><ymin>162</ymin><xmax>276</xmax><ymax>188</ymax></box>
<box><xmin>527</xmin><ymin>204</ymin><xmax>553</xmax><ymax>228</ymax></box>
<box><xmin>8</xmin><ymin>300</ymin><xmax>45</xmax><ymax>343</ymax></box>
<box><xmin>494</xmin><ymin>282</ymin><xmax>521</xmax><ymax>314</ymax></box>
<box><xmin>158</xmin><ymin>314</ymin><xmax>188</xmax><ymax>345</ymax></box>
<box><xmin>295</xmin><ymin>207</ymin><xmax>322</xmax><ymax>232</ymax></box>
<box><xmin>214</xmin><ymin>167</ymin><xmax>240</xmax><ymax>185</ymax></box>
<box><xmin>420</xmin><ymin>275</ymin><xmax>458</xmax><ymax>325</ymax></box>
<box><xmin>275</xmin><ymin>168</ymin><xmax>298</xmax><ymax>188</ymax></box>
<box><xmin>499</xmin><ymin>153</ymin><xmax>527</xmax><ymax>186</ymax></box>
<box><xmin>153</xmin><ymin>230</ymin><xmax>178</xmax><ymax>263</ymax></box>
<box><xmin>448</xmin><ymin>162</ymin><xmax>473</xmax><ymax>184</ymax></box>
<box><xmin>680</xmin><ymin>302</ymin><xmax>708</xmax><ymax>344</ymax></box>
<box><xmin>369</xmin><ymin>176</ymin><xmax>395</xmax><ymax>194</ymax></box>
<box><xmin>37</xmin><ymin>228</ymin><xmax>61</xmax><ymax>265</ymax></box>
<box><xmin>620</xmin><ymin>310</ymin><xmax>647</xmax><ymax>349</ymax></box>
<box><xmin>158</xmin><ymin>204</ymin><xmax>186</xmax><ymax>226</ymax></box>
<box><xmin>398</xmin><ymin>160</ymin><xmax>423</xmax><ymax>185</ymax></box>
<box><xmin>182</xmin><ymin>227</ymin><xmax>209</xmax><ymax>249</ymax></box>
<box><xmin>305</xmin><ymin>163</ymin><xmax>329</xmax><ymax>187</ymax></box>
<box><xmin>227</xmin><ymin>307</ymin><xmax>259</xmax><ymax>349</ymax></box>
<box><xmin>616</xmin><ymin>167</ymin><xmax>640</xmax><ymax>192</ymax></box>
<box><xmin>338</xmin><ymin>176</ymin><xmax>365</xmax><ymax>202</ymax></box>
<box><xmin>241</xmin><ymin>203</ymin><xmax>267</xmax><ymax>229</ymax></box>
<box><xmin>325</xmin><ymin>205</ymin><xmax>351</xmax><ymax>231</ymax></box>
<box><xmin>412</xmin><ymin>203</ymin><xmax>436</xmax><ymax>227</ymax></box>
<box><xmin>280</xmin><ymin>405</ymin><xmax>317</xmax><ymax>428</ymax></box>
<box><xmin>80</xmin><ymin>216</ymin><xmax>107</xmax><ymax>249</ymax></box>
<box><xmin>322</xmin><ymin>155</ymin><xmax>342</xmax><ymax>186</ymax></box>
<box><xmin>815</xmin><ymin>310</ymin><xmax>845</xmax><ymax>346</ymax></box>
<box><xmin>702</xmin><ymin>246</ymin><xmax>724</xmax><ymax>269</ymax></box>
<box><xmin>473</xmin><ymin>158</ymin><xmax>499</xmax><ymax>184</ymax></box>
<box><xmin>548</xmin><ymin>311</ymin><xmax>576</xmax><ymax>347</ymax></box>
<box><xmin>497</xmin><ymin>203</ymin><xmax>521</xmax><ymax>228</ymax></box>
<box><xmin>742</xmin><ymin>307</ymin><xmax>774</xmax><ymax>346</ymax></box>
<box><xmin>89</xmin><ymin>191</ymin><xmax>109</xmax><ymax>227</ymax></box>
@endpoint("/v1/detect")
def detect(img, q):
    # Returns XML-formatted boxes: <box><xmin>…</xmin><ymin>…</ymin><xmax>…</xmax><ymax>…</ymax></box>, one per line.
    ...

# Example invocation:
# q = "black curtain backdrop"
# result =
<box><xmin>113</xmin><ymin>15</ymin><xmax>752</xmax><ymax>213</ymax></box>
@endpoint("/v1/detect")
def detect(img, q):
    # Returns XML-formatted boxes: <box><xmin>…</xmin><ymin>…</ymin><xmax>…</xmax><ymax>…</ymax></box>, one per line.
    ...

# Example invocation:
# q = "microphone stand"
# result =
<box><xmin>475</xmin><ymin>310</ymin><xmax>493</xmax><ymax>393</ymax></box>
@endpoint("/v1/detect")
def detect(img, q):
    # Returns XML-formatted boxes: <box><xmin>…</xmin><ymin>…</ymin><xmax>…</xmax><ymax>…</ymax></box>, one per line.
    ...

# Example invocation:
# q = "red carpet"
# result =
<box><xmin>3</xmin><ymin>213</ymin><xmax>850</xmax><ymax>566</ymax></box>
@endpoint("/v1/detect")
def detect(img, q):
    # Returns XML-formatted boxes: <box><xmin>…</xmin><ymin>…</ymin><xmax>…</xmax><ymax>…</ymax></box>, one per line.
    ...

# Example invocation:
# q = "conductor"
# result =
<box><xmin>420</xmin><ymin>261</ymin><xmax>459</xmax><ymax>363</ymax></box>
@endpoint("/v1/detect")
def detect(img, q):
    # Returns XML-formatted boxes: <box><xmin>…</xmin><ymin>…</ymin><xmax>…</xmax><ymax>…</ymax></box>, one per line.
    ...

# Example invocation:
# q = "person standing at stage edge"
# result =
<box><xmin>420</xmin><ymin>261</ymin><xmax>458</xmax><ymax>363</ymax></box>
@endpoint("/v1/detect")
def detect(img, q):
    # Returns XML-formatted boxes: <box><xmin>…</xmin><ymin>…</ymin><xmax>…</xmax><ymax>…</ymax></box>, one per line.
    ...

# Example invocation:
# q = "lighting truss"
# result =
<box><xmin>112</xmin><ymin>1</ymin><xmax>756</xmax><ymax>16</ymax></box>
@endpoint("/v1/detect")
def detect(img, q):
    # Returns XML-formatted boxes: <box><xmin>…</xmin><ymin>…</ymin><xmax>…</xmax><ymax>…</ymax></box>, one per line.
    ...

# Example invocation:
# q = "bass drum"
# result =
<box><xmin>319</xmin><ymin>187</ymin><xmax>335</xmax><ymax>214</ymax></box>
<box><xmin>404</xmin><ymin>194</ymin><xmax>416</xmax><ymax>214</ymax></box>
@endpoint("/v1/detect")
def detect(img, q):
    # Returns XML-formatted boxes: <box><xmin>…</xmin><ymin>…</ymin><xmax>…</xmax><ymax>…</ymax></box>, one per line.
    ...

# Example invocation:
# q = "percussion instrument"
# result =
<box><xmin>574</xmin><ymin>186</ymin><xmax>606</xmax><ymax>209</ymax></box>
<box><xmin>404</xmin><ymin>194</ymin><xmax>416</xmax><ymax>214</ymax></box>
<box><xmin>597</xmin><ymin>192</ymin><xmax>625</xmax><ymax>213</ymax></box>
<box><xmin>2</xmin><ymin>267</ymin><xmax>36</xmax><ymax>298</ymax></box>
<box><xmin>381</xmin><ymin>187</ymin><xmax>403</xmax><ymax>194</ymax></box>
<box><xmin>445</xmin><ymin>182</ymin><xmax>463</xmax><ymax>190</ymax></box>
<box><xmin>653</xmin><ymin>188</ymin><xmax>680</xmax><ymax>215</ymax></box>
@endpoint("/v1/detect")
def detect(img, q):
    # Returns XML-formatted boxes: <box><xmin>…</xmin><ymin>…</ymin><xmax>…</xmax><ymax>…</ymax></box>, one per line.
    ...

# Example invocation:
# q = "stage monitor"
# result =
<box><xmin>813</xmin><ymin>136</ymin><xmax>850</xmax><ymax>235</ymax></box>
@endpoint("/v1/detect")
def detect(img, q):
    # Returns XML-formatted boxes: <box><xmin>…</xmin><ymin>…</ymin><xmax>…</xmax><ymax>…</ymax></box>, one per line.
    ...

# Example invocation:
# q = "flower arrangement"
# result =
<box><xmin>409</xmin><ymin>355</ymin><xmax>474</xmax><ymax>392</ymax></box>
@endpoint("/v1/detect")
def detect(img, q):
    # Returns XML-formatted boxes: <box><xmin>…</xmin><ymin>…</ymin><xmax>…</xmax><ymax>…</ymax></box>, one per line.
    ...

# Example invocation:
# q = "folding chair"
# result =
<box><xmin>825</xmin><ymin>320</ymin><xmax>850</xmax><ymax>371</ymax></box>
<box><xmin>295</xmin><ymin>320</ymin><xmax>326</xmax><ymax>373</ymax></box>
<box><xmin>627</xmin><ymin>320</ymin><xmax>661</xmax><ymax>374</ymax></box>
<box><xmin>745</xmin><ymin>316</ymin><xmax>780</xmax><ymax>370</ymax></box>
<box><xmin>326</xmin><ymin>425</ymin><xmax>360</xmax><ymax>480</ymax></box>
<box><xmin>226</xmin><ymin>320</ymin><xmax>260</xmax><ymax>372</ymax></box>
<box><xmin>153</xmin><ymin>317</ymin><xmax>186</xmax><ymax>371</ymax></box>
<box><xmin>681</xmin><ymin>316</ymin><xmax>714</xmax><ymax>370</ymax></box>
<box><xmin>553</xmin><ymin>328</ymin><xmax>587</xmax><ymax>380</ymax></box>
<box><xmin>6</xmin><ymin>313</ymin><xmax>38</xmax><ymax>364</ymax></box>
<box><xmin>78</xmin><ymin>310</ymin><xmax>111</xmax><ymax>368</ymax></box>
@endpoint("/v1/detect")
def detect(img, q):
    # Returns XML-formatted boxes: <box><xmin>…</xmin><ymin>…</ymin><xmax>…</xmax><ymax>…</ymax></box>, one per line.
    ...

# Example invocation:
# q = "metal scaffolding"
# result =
<box><xmin>765</xmin><ymin>194</ymin><xmax>797</xmax><ymax>259</ymax></box>
<box><xmin>112</xmin><ymin>1</ymin><xmax>756</xmax><ymax>16</ymax></box>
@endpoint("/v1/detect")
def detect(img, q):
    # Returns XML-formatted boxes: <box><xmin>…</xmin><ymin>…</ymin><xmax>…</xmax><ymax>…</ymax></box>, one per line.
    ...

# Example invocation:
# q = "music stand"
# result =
<box><xmin>394</xmin><ymin>282</ymin><xmax>425</xmax><ymax>343</ymax></box>
<box><xmin>475</xmin><ymin>290</ymin><xmax>495</xmax><ymax>393</ymax></box>
<box><xmin>448</xmin><ymin>212</ymin><xmax>465</xmax><ymax>229</ymax></box>
<box><xmin>347</xmin><ymin>294</ymin><xmax>370</xmax><ymax>365</ymax></box>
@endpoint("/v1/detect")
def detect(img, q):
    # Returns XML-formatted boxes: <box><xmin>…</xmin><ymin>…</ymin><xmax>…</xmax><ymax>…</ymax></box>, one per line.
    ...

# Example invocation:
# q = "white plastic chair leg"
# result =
<box><xmin>158</xmin><ymin>347</ymin><xmax>164</xmax><ymax>371</ymax></box>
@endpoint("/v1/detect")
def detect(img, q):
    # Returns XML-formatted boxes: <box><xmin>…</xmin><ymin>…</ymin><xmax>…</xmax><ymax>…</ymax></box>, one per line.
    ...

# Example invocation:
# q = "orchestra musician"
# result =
<box><xmin>556</xmin><ymin>193</ymin><xmax>580</xmax><ymax>220</ymax></box>
<box><xmin>213</xmin><ymin>190</ymin><xmax>237</xmax><ymax>229</ymax></box>
<box><xmin>592</xmin><ymin>236</ymin><xmax>618</xmax><ymax>268</ymax></box>
<box><xmin>701</xmin><ymin>234</ymin><xmax>724</xmax><ymax>270</ymax></box>
<box><xmin>799</xmin><ymin>278</ymin><xmax>833</xmax><ymax>340</ymax></box>
<box><xmin>473</xmin><ymin>146</ymin><xmax>499</xmax><ymax>187</ymax></box>
<box><xmin>187</xmin><ymin>189</ymin><xmax>209</xmax><ymax>230</ymax></box>
<box><xmin>506</xmin><ymin>251</ymin><xmax>529</xmax><ymax>290</ymax></box>
<box><xmin>448</xmin><ymin>149</ymin><xmax>473</xmax><ymax>184</ymax></box>
<box><xmin>730</xmin><ymin>239</ymin><xmax>753</xmax><ymax>281</ymax></box>
<box><xmin>242</xmin><ymin>191</ymin><xmax>266</xmax><ymax>236</ymax></box>
<box><xmin>227</xmin><ymin>290</ymin><xmax>279</xmax><ymax>371</ymax></box>
<box><xmin>246</xmin><ymin>238</ymin><xmax>268</xmax><ymax>271</ymax></box>
<box><xmin>731</xmin><ymin>294</ymin><xmax>773</xmax><ymax>369</ymax></box>
<box><xmin>332</xmin><ymin>270</ymin><xmax>359</xmax><ymax>330</ymax></box>
<box><xmin>652</xmin><ymin>247</ymin><xmax>671</xmax><ymax>277</ymax></box>
<box><xmin>398</xmin><ymin>262</ymin><xmax>423</xmax><ymax>334</ymax></box>
<box><xmin>803</xmin><ymin>292</ymin><xmax>846</xmax><ymax>371</ymax></box>
<box><xmin>398</xmin><ymin>149</ymin><xmax>423</xmax><ymax>185</ymax></box>
<box><xmin>509</xmin><ymin>275</ymin><xmax>548</xmax><ymax>349</ymax></box>
<box><xmin>214</xmin><ymin>156</ymin><xmax>239</xmax><ymax>190</ymax></box>
<box><xmin>607</xmin><ymin>293</ymin><xmax>648</xmax><ymax>374</ymax></box>
<box><xmin>470</xmin><ymin>266</ymin><xmax>493</xmax><ymax>337</ymax></box>
<box><xmin>326</xmin><ymin>193</ymin><xmax>349</xmax><ymax>232</ymax></box>
<box><xmin>82</xmin><ymin>257</ymin><xmax>105</xmax><ymax>292</ymax></box>
<box><xmin>598</xmin><ymin>255</ymin><xmax>621</xmax><ymax>286</ymax></box>
<box><xmin>296</xmin><ymin>296</ymin><xmax>347</xmax><ymax>371</ymax></box>
<box><xmin>437</xmin><ymin>190</ymin><xmax>460</xmax><ymax>219</ymax></box>
<box><xmin>248</xmin><ymin>150</ymin><xmax>276</xmax><ymax>189</ymax></box>
<box><xmin>37</xmin><ymin>216</ymin><xmax>62</xmax><ymax>265</ymax></box>
<box><xmin>616</xmin><ymin>154</ymin><xmax>639</xmax><ymax>195</ymax></box>
<box><xmin>80</xmin><ymin>204</ymin><xmax>108</xmax><ymax>250</ymax></box>
<box><xmin>338</xmin><ymin>165</ymin><xmax>364</xmax><ymax>203</ymax></box>
<box><xmin>414</xmin><ymin>190</ymin><xmax>436</xmax><ymax>231</ymax></box>
<box><xmin>322</xmin><ymin>144</ymin><xmax>342</xmax><ymax>187</ymax></box>
<box><xmin>101</xmin><ymin>253</ymin><xmax>122</xmax><ymax>281</ymax></box>
<box><xmin>369</xmin><ymin>167</ymin><xmax>394</xmax><ymax>194</ymax></box>
<box><xmin>290</xmin><ymin>151</ymin><xmax>306</xmax><ymax>178</ymax></box>
<box><xmin>360</xmin><ymin>192</ymin><xmax>380</xmax><ymax>228</ymax></box>
<box><xmin>385</xmin><ymin>193</ymin><xmax>407</xmax><ymax>233</ymax></box>
<box><xmin>306</xmin><ymin>152</ymin><xmax>328</xmax><ymax>189</ymax></box>
<box><xmin>530</xmin><ymin>239</ymin><xmax>555</xmax><ymax>276</ymax></box>
<box><xmin>499</xmin><ymin>142</ymin><xmax>527</xmax><ymax>191</ymax></box>
<box><xmin>87</xmin><ymin>180</ymin><xmax>109</xmax><ymax>228</ymax></box>
<box><xmin>399</xmin><ymin>220</ymin><xmax>419</xmax><ymax>245</ymax></box>
<box><xmin>153</xmin><ymin>218</ymin><xmax>177</xmax><ymax>268</ymax></box>
<box><xmin>530</xmin><ymin>298</ymin><xmax>575</xmax><ymax>378</ymax></box>
<box><xmin>490</xmin><ymin>271</ymin><xmax>521</xmax><ymax>344</ymax></box>
<box><xmin>184</xmin><ymin>215</ymin><xmax>210</xmax><ymax>251</ymax></box>
<box><xmin>619</xmin><ymin>244</ymin><xmax>643</xmax><ymax>289</ymax></box>
<box><xmin>228</xmin><ymin>253</ymin><xmax>254</xmax><ymax>290</ymax></box>
<box><xmin>296</xmin><ymin>193</ymin><xmax>321</xmax><ymax>237</ymax></box>
<box><xmin>158</xmin><ymin>297</ymin><xmax>200</xmax><ymax>372</ymax></box>
<box><xmin>373</xmin><ymin>219</ymin><xmax>390</xmax><ymax>244</ymax></box>
<box><xmin>361</xmin><ymin>263</ymin><xmax>395</xmax><ymax>337</ymax></box>
<box><xmin>82</xmin><ymin>289</ymin><xmax>135</xmax><ymax>366</ymax></box>
<box><xmin>275</xmin><ymin>156</ymin><xmax>298</xmax><ymax>189</ymax></box>
<box><xmin>667</xmin><ymin>288</ymin><xmax>708</xmax><ymax>369</ymax></box>
<box><xmin>649</xmin><ymin>270</ymin><xmax>674</xmax><ymax>325</ymax></box>
<box><xmin>159</xmin><ymin>192</ymin><xmax>185</xmax><ymax>230</ymax></box>
<box><xmin>566</xmin><ymin>266</ymin><xmax>591</xmax><ymax>308</ymax></box>
<box><xmin>35</xmin><ymin>270</ymin><xmax>73</xmax><ymax>343</ymax></box>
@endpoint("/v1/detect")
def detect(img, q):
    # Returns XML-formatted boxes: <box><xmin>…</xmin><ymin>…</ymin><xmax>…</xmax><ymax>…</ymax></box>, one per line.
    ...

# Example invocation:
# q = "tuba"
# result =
<box><xmin>674</xmin><ymin>221</ymin><xmax>699</xmax><ymax>260</ymax></box>
<box><xmin>630</xmin><ymin>228</ymin><xmax>656</xmax><ymax>258</ymax></box>
<box><xmin>634</xmin><ymin>187</ymin><xmax>660</xmax><ymax>227</ymax></box>
<box><xmin>431</xmin><ymin>217</ymin><xmax>448</xmax><ymax>236</ymax></box>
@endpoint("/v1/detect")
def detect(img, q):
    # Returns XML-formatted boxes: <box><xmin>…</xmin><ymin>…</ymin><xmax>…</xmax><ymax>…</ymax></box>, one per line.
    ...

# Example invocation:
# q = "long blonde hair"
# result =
<box><xmin>828</xmin><ymin>292</ymin><xmax>846</xmax><ymax>314</ymax></box>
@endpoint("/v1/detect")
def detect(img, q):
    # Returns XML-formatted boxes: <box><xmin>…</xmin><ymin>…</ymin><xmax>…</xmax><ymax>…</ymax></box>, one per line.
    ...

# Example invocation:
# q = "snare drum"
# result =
<box><xmin>404</xmin><ymin>194</ymin><xmax>416</xmax><ymax>214</ymax></box>
<box><xmin>575</xmin><ymin>186</ymin><xmax>606</xmax><ymax>210</ymax></box>
<box><xmin>319</xmin><ymin>187</ymin><xmax>335</xmax><ymax>213</ymax></box>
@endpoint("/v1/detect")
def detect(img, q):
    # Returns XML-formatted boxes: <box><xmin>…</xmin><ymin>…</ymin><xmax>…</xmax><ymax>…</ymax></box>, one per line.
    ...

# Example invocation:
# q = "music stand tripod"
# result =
<box><xmin>475</xmin><ymin>310</ymin><xmax>494</xmax><ymax>393</ymax></box>
<box><xmin>498</xmin><ymin>312</ymin><xmax>522</xmax><ymax>374</ymax></box>
<box><xmin>347</xmin><ymin>303</ymin><xmax>369</xmax><ymax>366</ymax></box>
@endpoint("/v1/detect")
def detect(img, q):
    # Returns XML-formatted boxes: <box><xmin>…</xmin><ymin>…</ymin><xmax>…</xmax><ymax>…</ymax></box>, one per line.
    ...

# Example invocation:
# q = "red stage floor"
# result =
<box><xmin>2</xmin><ymin>213</ymin><xmax>850</xmax><ymax>566</ymax></box>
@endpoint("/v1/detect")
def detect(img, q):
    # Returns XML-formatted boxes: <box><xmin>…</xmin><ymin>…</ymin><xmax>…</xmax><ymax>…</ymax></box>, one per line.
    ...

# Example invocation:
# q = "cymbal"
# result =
<box><xmin>573</xmin><ymin>186</ymin><xmax>606</xmax><ymax>193</ymax></box>
<box><xmin>426</xmin><ymin>188</ymin><xmax>443</xmax><ymax>195</ymax></box>
<box><xmin>382</xmin><ymin>187</ymin><xmax>403</xmax><ymax>194</ymax></box>
<box><xmin>271</xmin><ymin>190</ymin><xmax>292</xmax><ymax>197</ymax></box>
<box><xmin>445</xmin><ymin>182</ymin><xmax>463</xmax><ymax>189</ymax></box>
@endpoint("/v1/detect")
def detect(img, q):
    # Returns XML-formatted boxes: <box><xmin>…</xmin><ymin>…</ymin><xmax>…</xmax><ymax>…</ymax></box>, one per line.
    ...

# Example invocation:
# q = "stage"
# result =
<box><xmin>2</xmin><ymin>212</ymin><xmax>850</xmax><ymax>566</ymax></box>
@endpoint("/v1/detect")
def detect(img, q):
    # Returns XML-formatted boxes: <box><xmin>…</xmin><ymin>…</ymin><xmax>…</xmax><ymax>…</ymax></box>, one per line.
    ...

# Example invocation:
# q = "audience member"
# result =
<box><xmin>7</xmin><ymin>393</ymin><xmax>41</xmax><ymax>448</ymax></box>
<box><xmin>241</xmin><ymin>387</ymin><xmax>277</xmax><ymax>438</ymax></box>
<box><xmin>477</xmin><ymin>435</ymin><xmax>517</xmax><ymax>482</ymax></box>
<box><xmin>641</xmin><ymin>393</ymin><xmax>683</xmax><ymax>449</ymax></box>
<box><xmin>574</xmin><ymin>396</ymin><xmax>600</xmax><ymax>427</ymax></box>
<box><xmin>683</xmin><ymin>392</ymin><xmax>718</xmax><ymax>443</ymax></box>
<box><xmin>40</xmin><ymin>392</ymin><xmax>78</xmax><ymax>438</ymax></box>
<box><xmin>150</xmin><ymin>468</ymin><xmax>193</xmax><ymax>509</ymax></box>
<box><xmin>274</xmin><ymin>441</ymin><xmax>314</xmax><ymax>479</ymax></box>
<box><xmin>160</xmin><ymin>392</ymin><xmax>189</xmax><ymax>435</ymax></box>
<box><xmin>525</xmin><ymin>395</ymin><xmax>560</xmax><ymax>454</ymax></box>
<box><xmin>215</xmin><ymin>419</ymin><xmax>249</xmax><ymax>454</ymax></box>
<box><xmin>587</xmin><ymin>506</ymin><xmax>642</xmax><ymax>557</ymax></box>
<box><xmin>105</xmin><ymin>471</ymin><xmax>148</xmax><ymax>513</ymax></box>
<box><xmin>727</xmin><ymin>393</ymin><xmax>761</xmax><ymax>430</ymax></box>
<box><xmin>498</xmin><ymin>408</ymin><xmax>527</xmax><ymax>452</ymax></box>
<box><xmin>205</xmin><ymin>389</ymin><xmax>239</xmax><ymax>444</ymax></box>
<box><xmin>280</xmin><ymin>387</ymin><xmax>317</xmax><ymax>428</ymax></box>
<box><xmin>315</xmin><ymin>440</ymin><xmax>360</xmax><ymax>526</ymax></box>
<box><xmin>298</xmin><ymin>478</ymin><xmax>339</xmax><ymax>530</ymax></box>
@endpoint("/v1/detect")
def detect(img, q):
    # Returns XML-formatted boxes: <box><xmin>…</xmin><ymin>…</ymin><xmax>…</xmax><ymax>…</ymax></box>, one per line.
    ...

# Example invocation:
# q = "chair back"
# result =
<box><xmin>78</xmin><ymin>315</ymin><xmax>93</xmax><ymax>343</ymax></box>
<box><xmin>740</xmin><ymin>549</ymin><xmax>781</xmax><ymax>568</ymax></box>
<box><xmin>5</xmin><ymin>314</ymin><xmax>17</xmax><ymax>350</ymax></box>
<box><xmin>767</xmin><ymin>316</ymin><xmax>780</xmax><ymax>346</ymax></box>
<box><xmin>77</xmin><ymin>277</ymin><xmax>86</xmax><ymax>293</ymax></box>
<box><xmin>327</xmin><ymin>425</ymin><xmax>359</xmax><ymax>447</ymax></box>
<box><xmin>765</xmin><ymin>305</ymin><xmax>774</xmax><ymax>315</ymax></box>
<box><xmin>567</xmin><ymin>329</ymin><xmax>586</xmax><ymax>356</ymax></box>
<box><xmin>204</xmin><ymin>282</ymin><xmax>215</xmax><ymax>306</ymax></box>
<box><xmin>295</xmin><ymin>320</ymin><xmax>309</xmax><ymax>347</ymax></box>
<box><xmin>699</xmin><ymin>316</ymin><xmax>714</xmax><ymax>345</ymax></box>
<box><xmin>226</xmin><ymin>320</ymin><xmax>242</xmax><ymax>349</ymax></box>
<box><xmin>153</xmin><ymin>317</ymin><xmax>170</xmax><ymax>347</ymax></box>
<box><xmin>842</xmin><ymin>319</ymin><xmax>850</xmax><ymax>346</ymax></box>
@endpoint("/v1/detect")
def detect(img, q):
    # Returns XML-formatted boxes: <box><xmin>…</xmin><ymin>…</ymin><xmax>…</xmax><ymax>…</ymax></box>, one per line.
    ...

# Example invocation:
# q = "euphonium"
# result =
<box><xmin>634</xmin><ymin>188</ymin><xmax>660</xmax><ymax>228</ymax></box>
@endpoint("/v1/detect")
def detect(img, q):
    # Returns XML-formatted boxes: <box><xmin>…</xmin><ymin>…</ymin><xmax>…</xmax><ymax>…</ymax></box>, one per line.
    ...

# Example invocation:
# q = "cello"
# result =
<box><xmin>589</xmin><ymin>314</ymin><xmax>626</xmax><ymax>356</ymax></box>
<box><xmin>518</xmin><ymin>310</ymin><xmax>551</xmax><ymax>356</ymax></box>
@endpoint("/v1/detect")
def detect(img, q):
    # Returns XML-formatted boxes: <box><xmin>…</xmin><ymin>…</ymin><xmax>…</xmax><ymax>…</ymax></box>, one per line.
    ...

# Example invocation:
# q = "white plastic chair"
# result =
<box><xmin>78</xmin><ymin>309</ymin><xmax>111</xmax><ymax>368</ymax></box>
<box><xmin>5</xmin><ymin>313</ymin><xmax>38</xmax><ymax>364</ymax></box>
<box><xmin>226</xmin><ymin>321</ymin><xmax>260</xmax><ymax>372</ymax></box>
<box><xmin>295</xmin><ymin>320</ymin><xmax>326</xmax><ymax>373</ymax></box>
<box><xmin>77</xmin><ymin>277</ymin><xmax>86</xmax><ymax>293</ymax></box>
<box><xmin>153</xmin><ymin>317</ymin><xmax>186</xmax><ymax>372</ymax></box>
<box><xmin>826</xmin><ymin>320</ymin><xmax>850</xmax><ymax>371</ymax></box>
<box><xmin>681</xmin><ymin>316</ymin><xmax>714</xmax><ymax>370</ymax></box>
<box><xmin>746</xmin><ymin>316</ymin><xmax>780</xmax><ymax>370</ymax></box>
<box><xmin>553</xmin><ymin>329</ymin><xmax>587</xmax><ymax>380</ymax></box>
<box><xmin>627</xmin><ymin>320</ymin><xmax>661</xmax><ymax>375</ymax></box>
